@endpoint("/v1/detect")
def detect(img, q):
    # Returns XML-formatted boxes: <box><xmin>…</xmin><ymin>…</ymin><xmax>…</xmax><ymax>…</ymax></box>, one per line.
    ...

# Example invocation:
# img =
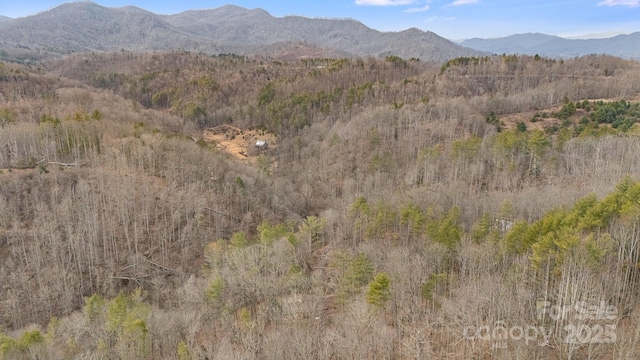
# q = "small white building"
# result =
<box><xmin>255</xmin><ymin>140</ymin><xmax>268</xmax><ymax>150</ymax></box>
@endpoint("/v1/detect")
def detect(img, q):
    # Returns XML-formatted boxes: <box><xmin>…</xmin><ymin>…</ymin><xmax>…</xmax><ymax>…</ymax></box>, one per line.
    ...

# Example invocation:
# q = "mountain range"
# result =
<box><xmin>0</xmin><ymin>2</ymin><xmax>484</xmax><ymax>63</ymax></box>
<box><xmin>0</xmin><ymin>2</ymin><xmax>638</xmax><ymax>64</ymax></box>
<box><xmin>461</xmin><ymin>32</ymin><xmax>640</xmax><ymax>60</ymax></box>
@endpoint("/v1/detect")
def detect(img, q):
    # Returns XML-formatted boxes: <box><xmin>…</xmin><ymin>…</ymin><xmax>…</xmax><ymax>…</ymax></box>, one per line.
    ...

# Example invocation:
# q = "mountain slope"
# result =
<box><xmin>164</xmin><ymin>5</ymin><xmax>288</xmax><ymax>44</ymax></box>
<box><xmin>462</xmin><ymin>32</ymin><xmax>640</xmax><ymax>59</ymax></box>
<box><xmin>0</xmin><ymin>2</ymin><xmax>206</xmax><ymax>59</ymax></box>
<box><xmin>2</xmin><ymin>51</ymin><xmax>640</xmax><ymax>359</ymax></box>
<box><xmin>0</xmin><ymin>2</ymin><xmax>483</xmax><ymax>63</ymax></box>
<box><xmin>166</xmin><ymin>7</ymin><xmax>478</xmax><ymax>61</ymax></box>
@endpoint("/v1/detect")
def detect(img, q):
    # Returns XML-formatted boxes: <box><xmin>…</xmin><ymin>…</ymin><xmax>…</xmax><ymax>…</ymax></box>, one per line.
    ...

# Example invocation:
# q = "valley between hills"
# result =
<box><xmin>0</xmin><ymin>8</ymin><xmax>640</xmax><ymax>358</ymax></box>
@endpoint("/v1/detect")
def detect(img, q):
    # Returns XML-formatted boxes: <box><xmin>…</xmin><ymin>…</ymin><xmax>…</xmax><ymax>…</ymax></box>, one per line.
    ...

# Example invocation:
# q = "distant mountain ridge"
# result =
<box><xmin>564</xmin><ymin>31</ymin><xmax>632</xmax><ymax>40</ymax></box>
<box><xmin>0</xmin><ymin>2</ymin><xmax>484</xmax><ymax>63</ymax></box>
<box><xmin>461</xmin><ymin>32</ymin><xmax>640</xmax><ymax>59</ymax></box>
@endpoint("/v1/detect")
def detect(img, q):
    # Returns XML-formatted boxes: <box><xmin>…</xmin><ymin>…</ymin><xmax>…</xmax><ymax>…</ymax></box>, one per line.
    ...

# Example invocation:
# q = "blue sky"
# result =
<box><xmin>1</xmin><ymin>0</ymin><xmax>639</xmax><ymax>39</ymax></box>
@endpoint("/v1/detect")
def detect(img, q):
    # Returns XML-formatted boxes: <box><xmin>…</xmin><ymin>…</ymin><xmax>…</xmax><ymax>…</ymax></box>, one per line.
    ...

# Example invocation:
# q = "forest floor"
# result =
<box><xmin>202</xmin><ymin>125</ymin><xmax>277</xmax><ymax>160</ymax></box>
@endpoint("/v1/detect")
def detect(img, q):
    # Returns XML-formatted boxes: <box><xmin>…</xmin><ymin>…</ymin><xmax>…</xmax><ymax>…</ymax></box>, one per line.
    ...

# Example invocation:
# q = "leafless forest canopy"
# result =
<box><xmin>1</xmin><ymin>52</ymin><xmax>640</xmax><ymax>359</ymax></box>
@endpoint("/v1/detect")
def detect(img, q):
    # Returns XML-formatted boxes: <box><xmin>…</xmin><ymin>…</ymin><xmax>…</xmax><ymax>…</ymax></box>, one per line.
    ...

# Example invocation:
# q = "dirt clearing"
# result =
<box><xmin>202</xmin><ymin>125</ymin><xmax>277</xmax><ymax>159</ymax></box>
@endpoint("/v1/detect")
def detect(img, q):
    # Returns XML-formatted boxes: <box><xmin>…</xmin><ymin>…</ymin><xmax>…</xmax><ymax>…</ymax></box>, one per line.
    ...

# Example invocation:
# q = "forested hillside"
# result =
<box><xmin>0</xmin><ymin>2</ymin><xmax>483</xmax><ymax>63</ymax></box>
<box><xmin>1</xmin><ymin>52</ymin><xmax>640</xmax><ymax>359</ymax></box>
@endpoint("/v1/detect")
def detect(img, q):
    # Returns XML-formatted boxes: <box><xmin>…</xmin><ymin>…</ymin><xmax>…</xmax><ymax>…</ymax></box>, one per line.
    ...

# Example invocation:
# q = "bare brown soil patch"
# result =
<box><xmin>202</xmin><ymin>125</ymin><xmax>277</xmax><ymax>160</ymax></box>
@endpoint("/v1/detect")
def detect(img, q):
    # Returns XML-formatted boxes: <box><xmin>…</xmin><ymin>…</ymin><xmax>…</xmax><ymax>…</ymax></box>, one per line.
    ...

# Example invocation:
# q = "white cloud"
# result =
<box><xmin>404</xmin><ymin>4</ymin><xmax>430</xmax><ymax>12</ymax></box>
<box><xmin>425</xmin><ymin>16</ymin><xmax>455</xmax><ymax>23</ymax></box>
<box><xmin>449</xmin><ymin>0</ymin><xmax>479</xmax><ymax>5</ymax></box>
<box><xmin>597</xmin><ymin>0</ymin><xmax>640</xmax><ymax>6</ymax></box>
<box><xmin>355</xmin><ymin>0</ymin><xmax>417</xmax><ymax>6</ymax></box>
